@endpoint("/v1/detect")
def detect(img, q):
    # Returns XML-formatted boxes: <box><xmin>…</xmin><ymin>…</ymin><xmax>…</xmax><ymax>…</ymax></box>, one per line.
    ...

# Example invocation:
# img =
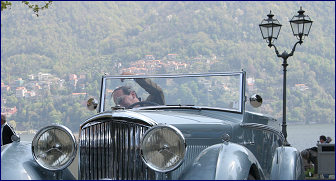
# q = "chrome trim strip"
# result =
<box><xmin>80</xmin><ymin>111</ymin><xmax>157</xmax><ymax>131</ymax></box>
<box><xmin>240</xmin><ymin>71</ymin><xmax>246</xmax><ymax>113</ymax></box>
<box><xmin>240</xmin><ymin>123</ymin><xmax>284</xmax><ymax>140</ymax></box>
<box><xmin>99</xmin><ymin>76</ymin><xmax>106</xmax><ymax>113</ymax></box>
<box><xmin>103</xmin><ymin>72</ymin><xmax>244</xmax><ymax>79</ymax></box>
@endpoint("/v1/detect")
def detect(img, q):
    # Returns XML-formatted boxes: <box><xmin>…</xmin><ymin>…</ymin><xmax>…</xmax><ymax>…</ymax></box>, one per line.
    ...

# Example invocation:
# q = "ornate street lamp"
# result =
<box><xmin>259</xmin><ymin>11</ymin><xmax>282</xmax><ymax>47</ymax></box>
<box><xmin>259</xmin><ymin>7</ymin><xmax>313</xmax><ymax>146</ymax></box>
<box><xmin>289</xmin><ymin>7</ymin><xmax>313</xmax><ymax>42</ymax></box>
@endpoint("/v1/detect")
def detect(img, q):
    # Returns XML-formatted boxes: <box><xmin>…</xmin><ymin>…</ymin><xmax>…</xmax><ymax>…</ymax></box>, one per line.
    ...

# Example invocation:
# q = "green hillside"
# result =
<box><xmin>1</xmin><ymin>1</ymin><xmax>335</xmax><ymax>131</ymax></box>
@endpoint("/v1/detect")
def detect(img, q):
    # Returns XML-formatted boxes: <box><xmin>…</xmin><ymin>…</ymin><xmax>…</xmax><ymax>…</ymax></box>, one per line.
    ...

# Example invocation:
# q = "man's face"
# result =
<box><xmin>1</xmin><ymin>115</ymin><xmax>5</xmax><ymax>126</ymax></box>
<box><xmin>112</xmin><ymin>89</ymin><xmax>137</xmax><ymax>107</ymax></box>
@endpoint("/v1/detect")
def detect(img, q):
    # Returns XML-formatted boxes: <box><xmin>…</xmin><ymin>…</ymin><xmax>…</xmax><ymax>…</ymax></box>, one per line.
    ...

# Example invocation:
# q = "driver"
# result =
<box><xmin>112</xmin><ymin>72</ymin><xmax>165</xmax><ymax>108</ymax></box>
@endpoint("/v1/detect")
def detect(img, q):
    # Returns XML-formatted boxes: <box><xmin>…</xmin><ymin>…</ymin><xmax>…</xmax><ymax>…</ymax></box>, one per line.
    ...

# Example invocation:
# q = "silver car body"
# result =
<box><xmin>1</xmin><ymin>72</ymin><xmax>305</xmax><ymax>180</ymax></box>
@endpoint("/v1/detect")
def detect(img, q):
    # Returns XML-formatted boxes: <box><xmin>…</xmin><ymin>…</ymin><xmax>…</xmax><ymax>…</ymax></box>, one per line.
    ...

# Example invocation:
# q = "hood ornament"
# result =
<box><xmin>222</xmin><ymin>133</ymin><xmax>230</xmax><ymax>143</ymax></box>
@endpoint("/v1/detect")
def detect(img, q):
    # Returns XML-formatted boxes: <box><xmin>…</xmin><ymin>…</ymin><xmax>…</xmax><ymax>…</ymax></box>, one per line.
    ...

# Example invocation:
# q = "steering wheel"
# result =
<box><xmin>127</xmin><ymin>101</ymin><xmax>160</xmax><ymax>109</ymax></box>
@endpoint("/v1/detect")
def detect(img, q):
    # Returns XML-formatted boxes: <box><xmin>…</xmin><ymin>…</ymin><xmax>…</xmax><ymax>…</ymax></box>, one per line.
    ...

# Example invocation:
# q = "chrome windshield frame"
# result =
<box><xmin>99</xmin><ymin>71</ymin><xmax>246</xmax><ymax>114</ymax></box>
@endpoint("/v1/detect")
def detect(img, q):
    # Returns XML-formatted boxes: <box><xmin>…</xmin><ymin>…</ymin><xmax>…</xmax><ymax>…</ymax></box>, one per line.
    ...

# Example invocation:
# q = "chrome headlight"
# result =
<box><xmin>140</xmin><ymin>125</ymin><xmax>186</xmax><ymax>172</ymax></box>
<box><xmin>32</xmin><ymin>125</ymin><xmax>77</xmax><ymax>171</ymax></box>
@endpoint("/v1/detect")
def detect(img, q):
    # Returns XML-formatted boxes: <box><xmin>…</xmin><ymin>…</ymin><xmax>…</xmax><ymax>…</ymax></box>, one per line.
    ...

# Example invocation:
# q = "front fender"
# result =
<box><xmin>270</xmin><ymin>146</ymin><xmax>305</xmax><ymax>180</ymax></box>
<box><xmin>179</xmin><ymin>142</ymin><xmax>264</xmax><ymax>180</ymax></box>
<box><xmin>1</xmin><ymin>141</ymin><xmax>75</xmax><ymax>180</ymax></box>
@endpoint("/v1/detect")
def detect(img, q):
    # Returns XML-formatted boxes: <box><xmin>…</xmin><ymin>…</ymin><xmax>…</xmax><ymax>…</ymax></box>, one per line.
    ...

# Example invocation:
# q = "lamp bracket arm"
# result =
<box><xmin>270</xmin><ymin>44</ymin><xmax>281</xmax><ymax>57</ymax></box>
<box><xmin>289</xmin><ymin>40</ymin><xmax>302</xmax><ymax>57</ymax></box>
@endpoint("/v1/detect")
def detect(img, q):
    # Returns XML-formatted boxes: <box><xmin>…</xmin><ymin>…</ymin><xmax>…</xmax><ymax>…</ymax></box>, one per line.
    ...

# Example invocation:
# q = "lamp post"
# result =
<box><xmin>259</xmin><ymin>7</ymin><xmax>313</xmax><ymax>146</ymax></box>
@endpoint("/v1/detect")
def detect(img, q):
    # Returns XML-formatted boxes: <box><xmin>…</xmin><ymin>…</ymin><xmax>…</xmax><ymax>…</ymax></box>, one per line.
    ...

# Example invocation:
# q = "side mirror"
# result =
<box><xmin>249</xmin><ymin>94</ymin><xmax>262</xmax><ymax>108</ymax></box>
<box><xmin>87</xmin><ymin>98</ymin><xmax>98</xmax><ymax>111</ymax></box>
<box><xmin>11</xmin><ymin>134</ymin><xmax>20</xmax><ymax>142</ymax></box>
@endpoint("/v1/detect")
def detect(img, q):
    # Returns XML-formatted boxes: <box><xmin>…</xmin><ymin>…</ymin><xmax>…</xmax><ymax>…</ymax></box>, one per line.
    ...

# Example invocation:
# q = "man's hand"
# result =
<box><xmin>121</xmin><ymin>72</ymin><xmax>134</xmax><ymax>82</ymax></box>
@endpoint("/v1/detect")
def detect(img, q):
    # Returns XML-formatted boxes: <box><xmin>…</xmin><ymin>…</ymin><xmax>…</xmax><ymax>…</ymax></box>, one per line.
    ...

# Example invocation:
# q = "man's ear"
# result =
<box><xmin>130</xmin><ymin>91</ymin><xmax>137</xmax><ymax>99</ymax></box>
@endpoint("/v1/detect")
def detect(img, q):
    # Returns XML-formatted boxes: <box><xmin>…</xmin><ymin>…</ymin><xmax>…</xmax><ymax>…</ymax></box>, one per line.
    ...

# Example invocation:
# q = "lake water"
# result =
<box><xmin>287</xmin><ymin>123</ymin><xmax>335</xmax><ymax>151</ymax></box>
<box><xmin>19</xmin><ymin>123</ymin><xmax>335</xmax><ymax>151</ymax></box>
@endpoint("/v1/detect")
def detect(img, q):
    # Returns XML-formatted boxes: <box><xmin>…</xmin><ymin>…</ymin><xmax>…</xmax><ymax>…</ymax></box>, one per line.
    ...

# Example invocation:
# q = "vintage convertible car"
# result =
<box><xmin>1</xmin><ymin>71</ymin><xmax>305</xmax><ymax>180</ymax></box>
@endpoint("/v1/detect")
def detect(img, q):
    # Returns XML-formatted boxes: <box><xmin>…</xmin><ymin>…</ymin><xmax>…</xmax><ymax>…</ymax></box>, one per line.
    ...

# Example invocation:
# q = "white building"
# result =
<box><xmin>28</xmin><ymin>74</ymin><xmax>35</xmax><ymax>80</ymax></box>
<box><xmin>38</xmin><ymin>72</ymin><xmax>51</xmax><ymax>81</ymax></box>
<box><xmin>16</xmin><ymin>87</ymin><xmax>27</xmax><ymax>98</ymax></box>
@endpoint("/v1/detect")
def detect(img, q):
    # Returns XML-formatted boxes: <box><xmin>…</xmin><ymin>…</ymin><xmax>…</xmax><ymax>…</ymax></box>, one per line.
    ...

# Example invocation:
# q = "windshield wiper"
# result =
<box><xmin>132</xmin><ymin>104</ymin><xmax>239</xmax><ymax>113</ymax></box>
<box><xmin>137</xmin><ymin>104</ymin><xmax>205</xmax><ymax>111</ymax></box>
<box><xmin>166</xmin><ymin>104</ymin><xmax>195</xmax><ymax>106</ymax></box>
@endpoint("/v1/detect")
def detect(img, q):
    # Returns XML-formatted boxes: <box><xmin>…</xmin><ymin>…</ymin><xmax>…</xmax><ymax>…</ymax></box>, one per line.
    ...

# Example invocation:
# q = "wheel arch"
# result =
<box><xmin>270</xmin><ymin>146</ymin><xmax>305</xmax><ymax>180</ymax></box>
<box><xmin>215</xmin><ymin>142</ymin><xmax>265</xmax><ymax>180</ymax></box>
<box><xmin>1</xmin><ymin>141</ymin><xmax>75</xmax><ymax>180</ymax></box>
<box><xmin>179</xmin><ymin>142</ymin><xmax>265</xmax><ymax>180</ymax></box>
<box><xmin>249</xmin><ymin>163</ymin><xmax>262</xmax><ymax>180</ymax></box>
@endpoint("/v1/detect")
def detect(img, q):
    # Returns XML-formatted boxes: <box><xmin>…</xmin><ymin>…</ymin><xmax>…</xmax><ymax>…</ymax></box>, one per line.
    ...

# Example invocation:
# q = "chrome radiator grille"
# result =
<box><xmin>79</xmin><ymin>119</ymin><xmax>156</xmax><ymax>180</ymax></box>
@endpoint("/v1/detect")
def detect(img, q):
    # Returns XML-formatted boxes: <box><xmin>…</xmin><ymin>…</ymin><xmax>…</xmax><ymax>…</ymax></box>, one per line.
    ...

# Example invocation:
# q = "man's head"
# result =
<box><xmin>1</xmin><ymin>114</ymin><xmax>6</xmax><ymax>126</ymax></box>
<box><xmin>112</xmin><ymin>86</ymin><xmax>140</xmax><ymax>107</ymax></box>
<box><xmin>320</xmin><ymin>135</ymin><xmax>327</xmax><ymax>143</ymax></box>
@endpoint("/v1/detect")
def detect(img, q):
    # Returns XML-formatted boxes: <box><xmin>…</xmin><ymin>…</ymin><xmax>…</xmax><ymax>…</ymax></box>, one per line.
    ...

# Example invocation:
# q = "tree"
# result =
<box><xmin>1</xmin><ymin>1</ymin><xmax>52</xmax><ymax>17</ymax></box>
<box><xmin>0</xmin><ymin>1</ymin><xmax>11</xmax><ymax>11</ymax></box>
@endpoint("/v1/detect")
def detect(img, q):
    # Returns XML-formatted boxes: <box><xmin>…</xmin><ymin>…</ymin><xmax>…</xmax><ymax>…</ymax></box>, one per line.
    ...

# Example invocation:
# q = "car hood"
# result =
<box><xmin>87</xmin><ymin>109</ymin><xmax>242</xmax><ymax>143</ymax></box>
<box><xmin>131</xmin><ymin>109</ymin><xmax>241</xmax><ymax>142</ymax></box>
<box><xmin>133</xmin><ymin>109</ymin><xmax>239</xmax><ymax>124</ymax></box>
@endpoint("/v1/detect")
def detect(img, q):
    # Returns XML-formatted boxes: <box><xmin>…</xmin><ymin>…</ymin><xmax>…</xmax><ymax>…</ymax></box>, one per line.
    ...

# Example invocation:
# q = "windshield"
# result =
<box><xmin>100</xmin><ymin>72</ymin><xmax>245</xmax><ymax>113</ymax></box>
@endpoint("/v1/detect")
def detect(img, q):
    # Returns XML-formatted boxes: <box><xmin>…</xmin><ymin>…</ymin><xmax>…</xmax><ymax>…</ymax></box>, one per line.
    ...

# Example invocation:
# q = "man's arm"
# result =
<box><xmin>134</xmin><ymin>78</ymin><xmax>165</xmax><ymax>105</ymax></box>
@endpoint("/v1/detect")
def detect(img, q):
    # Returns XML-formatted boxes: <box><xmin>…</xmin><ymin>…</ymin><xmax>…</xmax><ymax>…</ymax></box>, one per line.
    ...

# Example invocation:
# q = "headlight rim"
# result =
<box><xmin>140</xmin><ymin>124</ymin><xmax>187</xmax><ymax>173</ymax></box>
<box><xmin>31</xmin><ymin>124</ymin><xmax>77</xmax><ymax>171</ymax></box>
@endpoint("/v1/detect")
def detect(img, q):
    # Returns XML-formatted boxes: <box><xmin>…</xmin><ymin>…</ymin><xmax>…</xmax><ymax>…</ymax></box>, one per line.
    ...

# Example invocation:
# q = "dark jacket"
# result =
<box><xmin>1</xmin><ymin>123</ymin><xmax>15</xmax><ymax>146</ymax></box>
<box><xmin>135</xmin><ymin>78</ymin><xmax>165</xmax><ymax>105</ymax></box>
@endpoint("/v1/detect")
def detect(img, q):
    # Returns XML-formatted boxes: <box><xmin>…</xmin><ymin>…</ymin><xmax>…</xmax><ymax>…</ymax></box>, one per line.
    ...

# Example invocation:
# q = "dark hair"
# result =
<box><xmin>113</xmin><ymin>86</ymin><xmax>133</xmax><ymax>95</ymax></box>
<box><xmin>112</xmin><ymin>86</ymin><xmax>138</xmax><ymax>98</ymax></box>
<box><xmin>320</xmin><ymin>135</ymin><xmax>327</xmax><ymax>142</ymax></box>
